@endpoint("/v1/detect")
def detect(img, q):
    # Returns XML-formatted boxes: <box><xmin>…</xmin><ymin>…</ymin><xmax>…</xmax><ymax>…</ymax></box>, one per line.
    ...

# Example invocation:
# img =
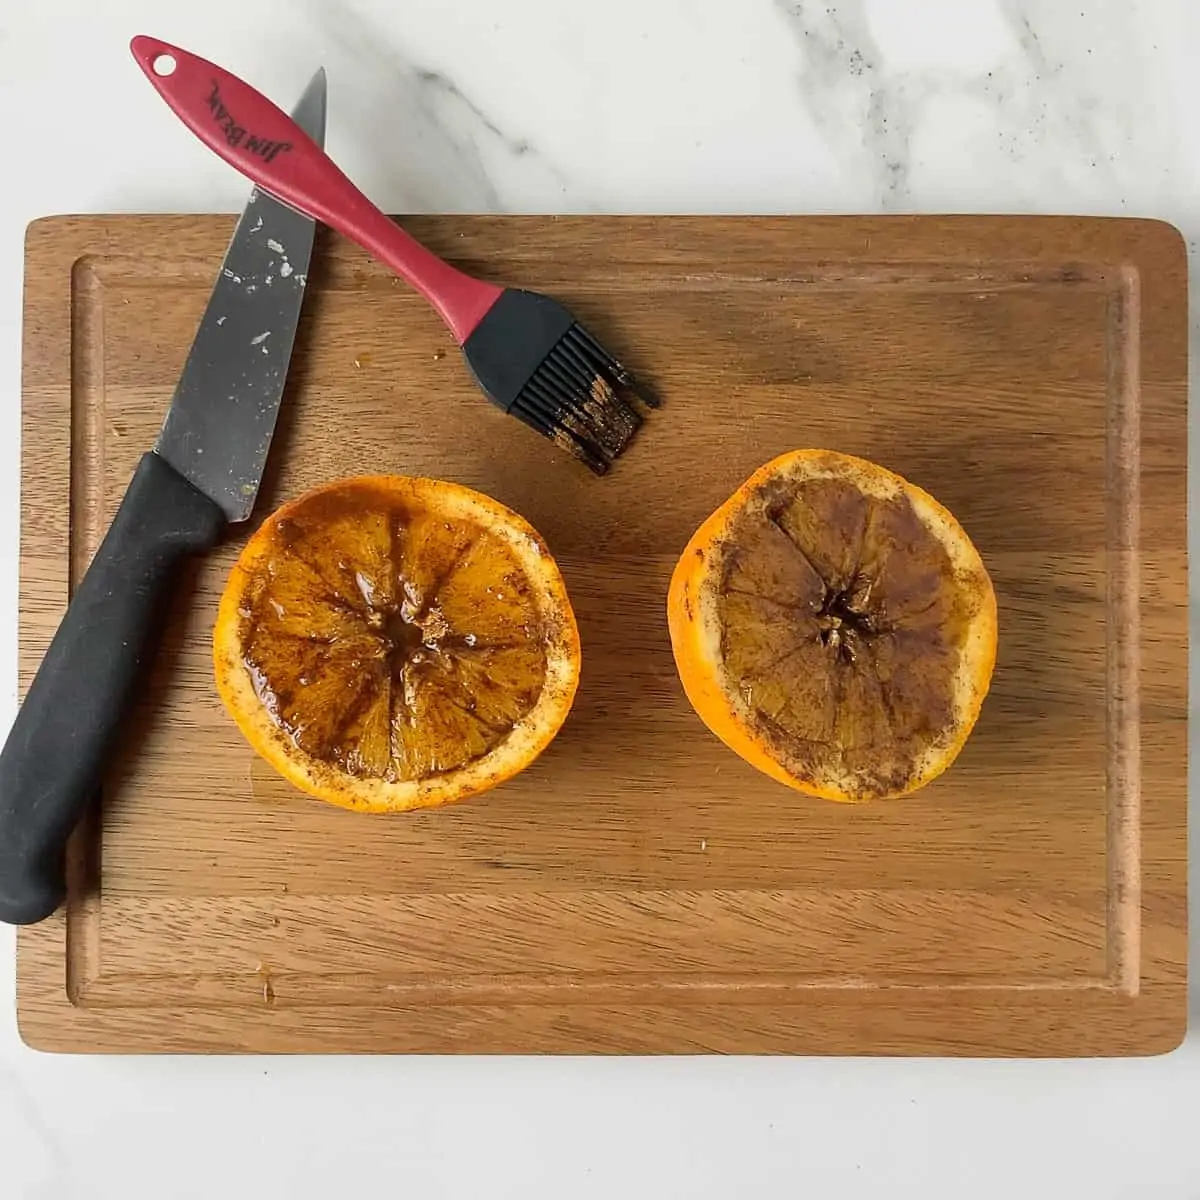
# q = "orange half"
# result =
<box><xmin>667</xmin><ymin>450</ymin><xmax>997</xmax><ymax>802</ymax></box>
<box><xmin>214</xmin><ymin>476</ymin><xmax>581</xmax><ymax>812</ymax></box>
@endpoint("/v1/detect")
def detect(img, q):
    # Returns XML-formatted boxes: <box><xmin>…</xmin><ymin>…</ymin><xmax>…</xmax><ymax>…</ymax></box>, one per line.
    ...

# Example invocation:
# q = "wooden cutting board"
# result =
<box><xmin>16</xmin><ymin>214</ymin><xmax>1188</xmax><ymax>1055</ymax></box>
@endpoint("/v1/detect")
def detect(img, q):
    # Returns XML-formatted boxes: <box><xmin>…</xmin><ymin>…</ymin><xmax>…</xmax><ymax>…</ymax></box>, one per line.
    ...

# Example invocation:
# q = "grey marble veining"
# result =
<box><xmin>299</xmin><ymin>0</ymin><xmax>569</xmax><ymax>212</ymax></box>
<box><xmin>774</xmin><ymin>0</ymin><xmax>917</xmax><ymax>207</ymax></box>
<box><xmin>772</xmin><ymin>0</ymin><xmax>1173</xmax><ymax>213</ymax></box>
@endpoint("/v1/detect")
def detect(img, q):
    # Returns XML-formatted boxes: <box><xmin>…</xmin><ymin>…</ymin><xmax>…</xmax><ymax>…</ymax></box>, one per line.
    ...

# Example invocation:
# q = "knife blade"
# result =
<box><xmin>158</xmin><ymin>67</ymin><xmax>325</xmax><ymax>521</ymax></box>
<box><xmin>0</xmin><ymin>68</ymin><xmax>328</xmax><ymax>926</ymax></box>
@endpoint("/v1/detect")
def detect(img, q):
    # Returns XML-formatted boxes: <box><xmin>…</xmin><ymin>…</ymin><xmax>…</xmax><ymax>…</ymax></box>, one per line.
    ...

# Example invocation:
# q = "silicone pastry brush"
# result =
<box><xmin>131</xmin><ymin>35</ymin><xmax>657</xmax><ymax>474</ymax></box>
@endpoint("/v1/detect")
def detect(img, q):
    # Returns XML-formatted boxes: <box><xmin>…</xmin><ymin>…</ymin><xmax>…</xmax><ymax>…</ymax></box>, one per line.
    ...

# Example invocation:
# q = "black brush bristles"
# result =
<box><xmin>460</xmin><ymin>288</ymin><xmax>657</xmax><ymax>475</ymax></box>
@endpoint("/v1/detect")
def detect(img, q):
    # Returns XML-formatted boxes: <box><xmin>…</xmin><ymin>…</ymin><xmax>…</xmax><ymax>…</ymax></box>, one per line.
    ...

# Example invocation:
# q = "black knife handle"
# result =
<box><xmin>0</xmin><ymin>452</ymin><xmax>225</xmax><ymax>925</ymax></box>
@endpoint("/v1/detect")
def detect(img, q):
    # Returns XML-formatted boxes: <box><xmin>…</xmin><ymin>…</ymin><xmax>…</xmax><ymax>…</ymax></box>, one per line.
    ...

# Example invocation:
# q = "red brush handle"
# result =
<box><xmin>130</xmin><ymin>35</ymin><xmax>502</xmax><ymax>344</ymax></box>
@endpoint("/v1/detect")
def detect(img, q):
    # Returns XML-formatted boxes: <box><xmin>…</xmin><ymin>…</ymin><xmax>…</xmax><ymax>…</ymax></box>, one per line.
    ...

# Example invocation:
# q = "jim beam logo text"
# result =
<box><xmin>206</xmin><ymin>81</ymin><xmax>293</xmax><ymax>162</ymax></box>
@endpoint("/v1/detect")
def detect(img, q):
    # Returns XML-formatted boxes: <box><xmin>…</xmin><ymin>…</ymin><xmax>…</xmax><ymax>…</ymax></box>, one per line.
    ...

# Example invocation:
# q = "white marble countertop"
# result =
<box><xmin>1</xmin><ymin>1</ymin><xmax>1197</xmax><ymax>1196</ymax></box>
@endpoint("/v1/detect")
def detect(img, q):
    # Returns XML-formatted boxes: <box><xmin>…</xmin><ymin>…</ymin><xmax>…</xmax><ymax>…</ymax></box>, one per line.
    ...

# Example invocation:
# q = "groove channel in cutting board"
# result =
<box><xmin>16</xmin><ymin>215</ymin><xmax>1188</xmax><ymax>1055</ymax></box>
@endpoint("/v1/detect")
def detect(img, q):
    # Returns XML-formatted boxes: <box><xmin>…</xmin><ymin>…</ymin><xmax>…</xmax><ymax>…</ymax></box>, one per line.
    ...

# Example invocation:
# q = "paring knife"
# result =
<box><xmin>0</xmin><ymin>66</ymin><xmax>328</xmax><ymax>926</ymax></box>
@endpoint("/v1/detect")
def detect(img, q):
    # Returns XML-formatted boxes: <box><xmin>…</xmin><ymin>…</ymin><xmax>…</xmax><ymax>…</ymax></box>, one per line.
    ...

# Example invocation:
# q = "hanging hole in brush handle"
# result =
<box><xmin>128</xmin><ymin>35</ymin><xmax>502</xmax><ymax>342</ymax></box>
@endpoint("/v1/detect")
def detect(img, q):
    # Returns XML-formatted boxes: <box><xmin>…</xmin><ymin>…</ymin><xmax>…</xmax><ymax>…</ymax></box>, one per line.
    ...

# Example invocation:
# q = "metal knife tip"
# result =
<box><xmin>292</xmin><ymin>67</ymin><xmax>327</xmax><ymax>147</ymax></box>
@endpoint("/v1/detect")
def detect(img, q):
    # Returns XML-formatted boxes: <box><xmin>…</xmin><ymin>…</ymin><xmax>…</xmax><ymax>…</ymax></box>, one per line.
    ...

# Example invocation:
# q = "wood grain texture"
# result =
<box><xmin>15</xmin><ymin>214</ymin><xmax>1188</xmax><ymax>1055</ymax></box>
